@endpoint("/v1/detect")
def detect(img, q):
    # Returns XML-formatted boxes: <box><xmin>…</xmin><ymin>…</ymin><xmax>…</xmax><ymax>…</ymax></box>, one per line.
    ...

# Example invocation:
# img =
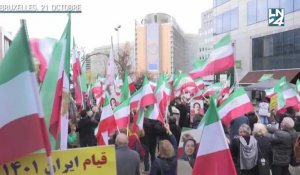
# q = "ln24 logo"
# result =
<box><xmin>268</xmin><ymin>8</ymin><xmax>284</xmax><ymax>26</ymax></box>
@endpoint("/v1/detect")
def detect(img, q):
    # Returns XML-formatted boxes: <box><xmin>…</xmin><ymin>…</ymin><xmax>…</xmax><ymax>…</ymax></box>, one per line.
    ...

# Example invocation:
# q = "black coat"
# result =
<box><xmin>77</xmin><ymin>117</ymin><xmax>98</xmax><ymax>139</ymax></box>
<box><xmin>175</xmin><ymin>104</ymin><xmax>189</xmax><ymax>128</ymax></box>
<box><xmin>255</xmin><ymin>135</ymin><xmax>273</xmax><ymax>165</ymax></box>
<box><xmin>149</xmin><ymin>156</ymin><xmax>177</xmax><ymax>175</ymax></box>
<box><xmin>294</xmin><ymin>117</ymin><xmax>300</xmax><ymax>132</ymax></box>
<box><xmin>267</xmin><ymin>127</ymin><xmax>298</xmax><ymax>166</ymax></box>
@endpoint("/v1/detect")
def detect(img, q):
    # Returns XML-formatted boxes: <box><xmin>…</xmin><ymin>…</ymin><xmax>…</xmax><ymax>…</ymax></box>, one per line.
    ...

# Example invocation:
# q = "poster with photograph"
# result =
<box><xmin>178</xmin><ymin>127</ymin><xmax>200</xmax><ymax>161</ymax></box>
<box><xmin>190</xmin><ymin>100</ymin><xmax>204</xmax><ymax>123</ymax></box>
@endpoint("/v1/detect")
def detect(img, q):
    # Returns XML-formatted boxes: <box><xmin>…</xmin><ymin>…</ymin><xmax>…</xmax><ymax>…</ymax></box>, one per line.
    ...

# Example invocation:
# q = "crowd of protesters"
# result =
<box><xmin>67</xmin><ymin>94</ymin><xmax>300</xmax><ymax>175</ymax></box>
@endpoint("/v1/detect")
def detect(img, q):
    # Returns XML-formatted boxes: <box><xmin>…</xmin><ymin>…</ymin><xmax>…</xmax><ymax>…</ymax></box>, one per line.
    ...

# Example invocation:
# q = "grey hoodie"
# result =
<box><xmin>239</xmin><ymin>136</ymin><xmax>258</xmax><ymax>170</ymax></box>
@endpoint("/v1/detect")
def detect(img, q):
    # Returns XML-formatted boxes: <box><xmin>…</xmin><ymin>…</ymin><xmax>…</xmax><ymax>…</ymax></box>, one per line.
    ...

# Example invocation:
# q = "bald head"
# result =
<box><xmin>115</xmin><ymin>133</ymin><xmax>129</xmax><ymax>147</ymax></box>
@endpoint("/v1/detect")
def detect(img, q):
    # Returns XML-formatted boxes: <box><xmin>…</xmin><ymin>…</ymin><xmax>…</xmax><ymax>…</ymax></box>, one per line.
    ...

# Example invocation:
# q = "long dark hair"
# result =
<box><xmin>181</xmin><ymin>138</ymin><xmax>197</xmax><ymax>161</ymax></box>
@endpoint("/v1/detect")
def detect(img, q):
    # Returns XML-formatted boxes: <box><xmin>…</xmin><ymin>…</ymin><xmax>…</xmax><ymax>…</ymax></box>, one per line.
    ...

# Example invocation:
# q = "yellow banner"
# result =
<box><xmin>269</xmin><ymin>95</ymin><xmax>277</xmax><ymax>112</ymax></box>
<box><xmin>0</xmin><ymin>145</ymin><xmax>116</xmax><ymax>175</ymax></box>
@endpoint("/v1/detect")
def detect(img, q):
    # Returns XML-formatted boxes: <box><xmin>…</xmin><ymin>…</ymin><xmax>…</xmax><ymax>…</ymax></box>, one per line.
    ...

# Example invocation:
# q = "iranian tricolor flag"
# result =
<box><xmin>190</xmin><ymin>34</ymin><xmax>234</xmax><ymax>79</ymax></box>
<box><xmin>133</xmin><ymin>77</ymin><xmax>157</xmax><ymax>130</ymax></box>
<box><xmin>275</xmin><ymin>79</ymin><xmax>300</xmax><ymax>111</ymax></box>
<box><xmin>114</xmin><ymin>99</ymin><xmax>130</xmax><ymax>129</ymax></box>
<box><xmin>203</xmin><ymin>82</ymin><xmax>223</xmax><ymax>97</ymax></box>
<box><xmin>193</xmin><ymin>98</ymin><xmax>237</xmax><ymax>175</ymax></box>
<box><xmin>113</xmin><ymin>72</ymin><xmax>131</xmax><ymax>129</ymax></box>
<box><xmin>30</xmin><ymin>38</ymin><xmax>57</xmax><ymax>82</ymax></box>
<box><xmin>173</xmin><ymin>73</ymin><xmax>196</xmax><ymax>94</ymax></box>
<box><xmin>166</xmin><ymin>74</ymin><xmax>174</xmax><ymax>85</ymax></box>
<box><xmin>296</xmin><ymin>79</ymin><xmax>300</xmax><ymax>95</ymax></box>
<box><xmin>217</xmin><ymin>87</ymin><xmax>254</xmax><ymax>126</ymax></box>
<box><xmin>155</xmin><ymin>74</ymin><xmax>171</xmax><ymax>117</ymax></box>
<box><xmin>128</xmin><ymin>74</ymin><xmax>136</xmax><ymax>93</ymax></box>
<box><xmin>140</xmin><ymin>77</ymin><xmax>156</xmax><ymax>108</ymax></box>
<box><xmin>0</xmin><ymin>22</ymin><xmax>51</xmax><ymax>164</ymax></box>
<box><xmin>40</xmin><ymin>16</ymin><xmax>71</xmax><ymax>150</ymax></box>
<box><xmin>265</xmin><ymin>78</ymin><xmax>287</xmax><ymax>98</ymax></box>
<box><xmin>96</xmin><ymin>95</ymin><xmax>117</xmax><ymax>145</ymax></box>
<box><xmin>72</xmin><ymin>38</ymin><xmax>83</xmax><ymax>107</ymax></box>
<box><xmin>130</xmin><ymin>88</ymin><xmax>142</xmax><ymax>110</ymax></box>
<box><xmin>87</xmin><ymin>83</ymin><xmax>94</xmax><ymax>107</ymax></box>
<box><xmin>120</xmin><ymin>72</ymin><xmax>130</xmax><ymax>103</ymax></box>
<box><xmin>92</xmin><ymin>79</ymin><xmax>105</xmax><ymax>106</ymax></box>
<box><xmin>217</xmin><ymin>75</ymin><xmax>231</xmax><ymax>105</ymax></box>
<box><xmin>218</xmin><ymin>83</ymin><xmax>236</xmax><ymax>106</ymax></box>
<box><xmin>189</xmin><ymin>78</ymin><xmax>205</xmax><ymax>94</ymax></box>
<box><xmin>145</xmin><ymin>104</ymin><xmax>164</xmax><ymax>124</ymax></box>
<box><xmin>192</xmin><ymin>88</ymin><xmax>204</xmax><ymax>100</ymax></box>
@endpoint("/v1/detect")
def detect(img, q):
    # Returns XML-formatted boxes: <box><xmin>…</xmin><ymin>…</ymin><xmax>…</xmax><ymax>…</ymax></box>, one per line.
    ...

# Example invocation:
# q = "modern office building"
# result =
<box><xmin>199</xmin><ymin>9</ymin><xmax>214</xmax><ymax>60</ymax></box>
<box><xmin>0</xmin><ymin>27</ymin><xmax>12</xmax><ymax>62</ymax></box>
<box><xmin>183</xmin><ymin>34</ymin><xmax>201</xmax><ymax>73</ymax></box>
<box><xmin>199</xmin><ymin>9</ymin><xmax>215</xmax><ymax>82</ymax></box>
<box><xmin>135</xmin><ymin>13</ymin><xmax>200</xmax><ymax>78</ymax></box>
<box><xmin>212</xmin><ymin>0</ymin><xmax>300</xmax><ymax>84</ymax></box>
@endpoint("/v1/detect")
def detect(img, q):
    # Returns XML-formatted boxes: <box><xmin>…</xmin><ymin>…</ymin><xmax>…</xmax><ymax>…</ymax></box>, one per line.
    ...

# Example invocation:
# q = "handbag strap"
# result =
<box><xmin>257</xmin><ymin>138</ymin><xmax>269</xmax><ymax>165</ymax></box>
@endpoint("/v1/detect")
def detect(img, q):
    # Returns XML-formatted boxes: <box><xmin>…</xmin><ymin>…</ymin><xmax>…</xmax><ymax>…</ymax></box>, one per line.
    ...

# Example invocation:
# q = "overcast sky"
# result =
<box><xmin>0</xmin><ymin>0</ymin><xmax>212</xmax><ymax>52</ymax></box>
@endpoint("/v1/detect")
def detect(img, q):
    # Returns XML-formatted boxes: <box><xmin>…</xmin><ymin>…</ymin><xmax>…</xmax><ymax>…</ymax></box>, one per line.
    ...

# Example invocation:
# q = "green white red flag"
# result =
<box><xmin>296</xmin><ymin>79</ymin><xmax>300</xmax><ymax>95</ymax></box>
<box><xmin>30</xmin><ymin>38</ymin><xmax>57</xmax><ymax>82</ymax></box>
<box><xmin>40</xmin><ymin>16</ymin><xmax>71</xmax><ymax>150</ymax></box>
<box><xmin>155</xmin><ymin>74</ymin><xmax>171</xmax><ymax>117</ymax></box>
<box><xmin>113</xmin><ymin>99</ymin><xmax>130</xmax><ymax>129</ymax></box>
<box><xmin>128</xmin><ymin>74</ymin><xmax>136</xmax><ymax>93</ymax></box>
<box><xmin>217</xmin><ymin>75</ymin><xmax>231</xmax><ymax>105</ymax></box>
<box><xmin>274</xmin><ymin>77</ymin><xmax>300</xmax><ymax>111</ymax></box>
<box><xmin>203</xmin><ymin>82</ymin><xmax>223</xmax><ymax>97</ymax></box>
<box><xmin>190</xmin><ymin>34</ymin><xmax>234</xmax><ymax>79</ymax></box>
<box><xmin>96</xmin><ymin>95</ymin><xmax>117</xmax><ymax>145</ymax></box>
<box><xmin>0</xmin><ymin>22</ymin><xmax>51</xmax><ymax>164</ymax></box>
<box><xmin>217</xmin><ymin>87</ymin><xmax>254</xmax><ymax>126</ymax></box>
<box><xmin>173</xmin><ymin>73</ymin><xmax>196</xmax><ymax>96</ymax></box>
<box><xmin>192</xmin><ymin>98</ymin><xmax>237</xmax><ymax>175</ymax></box>
<box><xmin>72</xmin><ymin>38</ymin><xmax>83</xmax><ymax>107</ymax></box>
<box><xmin>130</xmin><ymin>88</ymin><xmax>142</xmax><ymax>110</ymax></box>
<box><xmin>133</xmin><ymin>77</ymin><xmax>157</xmax><ymax>130</ymax></box>
<box><xmin>120</xmin><ymin>72</ymin><xmax>130</xmax><ymax>103</ymax></box>
<box><xmin>140</xmin><ymin>77</ymin><xmax>156</xmax><ymax>108</ymax></box>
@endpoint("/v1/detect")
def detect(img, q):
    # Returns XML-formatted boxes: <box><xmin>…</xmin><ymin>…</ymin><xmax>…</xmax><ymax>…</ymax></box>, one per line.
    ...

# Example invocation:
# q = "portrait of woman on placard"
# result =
<box><xmin>190</xmin><ymin>100</ymin><xmax>204</xmax><ymax>124</ymax></box>
<box><xmin>181</xmin><ymin>137</ymin><xmax>197</xmax><ymax>168</ymax></box>
<box><xmin>193</xmin><ymin>102</ymin><xmax>201</xmax><ymax>114</ymax></box>
<box><xmin>110</xmin><ymin>97</ymin><xmax>117</xmax><ymax>110</ymax></box>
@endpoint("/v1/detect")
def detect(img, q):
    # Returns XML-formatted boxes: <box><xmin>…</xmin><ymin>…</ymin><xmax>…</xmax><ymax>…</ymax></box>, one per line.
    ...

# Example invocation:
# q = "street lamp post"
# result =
<box><xmin>114</xmin><ymin>25</ymin><xmax>121</xmax><ymax>57</ymax></box>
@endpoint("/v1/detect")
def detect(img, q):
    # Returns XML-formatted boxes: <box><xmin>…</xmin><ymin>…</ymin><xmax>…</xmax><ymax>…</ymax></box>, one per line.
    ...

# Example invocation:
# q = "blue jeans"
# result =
<box><xmin>260</xmin><ymin>116</ymin><xmax>269</xmax><ymax>125</ymax></box>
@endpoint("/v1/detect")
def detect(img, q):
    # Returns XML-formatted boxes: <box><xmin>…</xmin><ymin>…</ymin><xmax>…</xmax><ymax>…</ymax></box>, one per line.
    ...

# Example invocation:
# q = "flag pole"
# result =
<box><xmin>232</xmin><ymin>41</ymin><xmax>239</xmax><ymax>89</ymax></box>
<box><xmin>234</xmin><ymin>66</ymin><xmax>239</xmax><ymax>89</ymax></box>
<box><xmin>47</xmin><ymin>156</ymin><xmax>55</xmax><ymax>175</ymax></box>
<box><xmin>117</xmin><ymin>126</ymin><xmax>120</xmax><ymax>134</ymax></box>
<box><xmin>164</xmin><ymin>99</ymin><xmax>170</xmax><ymax>126</ymax></box>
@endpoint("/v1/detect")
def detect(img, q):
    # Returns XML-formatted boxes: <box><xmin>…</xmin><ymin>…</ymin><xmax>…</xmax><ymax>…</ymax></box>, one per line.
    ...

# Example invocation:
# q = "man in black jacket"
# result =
<box><xmin>77</xmin><ymin>110</ymin><xmax>98</xmax><ymax>147</ymax></box>
<box><xmin>175</xmin><ymin>97</ymin><xmax>190</xmax><ymax>129</ymax></box>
